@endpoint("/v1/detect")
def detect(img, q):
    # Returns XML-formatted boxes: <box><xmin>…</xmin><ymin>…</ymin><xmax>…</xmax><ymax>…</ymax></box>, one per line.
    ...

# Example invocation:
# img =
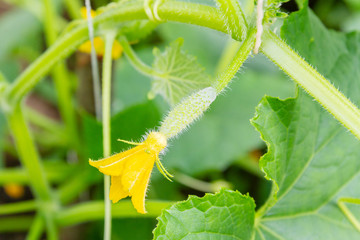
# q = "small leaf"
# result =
<box><xmin>150</xmin><ymin>38</ymin><xmax>212</xmax><ymax>106</ymax></box>
<box><xmin>153</xmin><ymin>189</ymin><xmax>256</xmax><ymax>240</ymax></box>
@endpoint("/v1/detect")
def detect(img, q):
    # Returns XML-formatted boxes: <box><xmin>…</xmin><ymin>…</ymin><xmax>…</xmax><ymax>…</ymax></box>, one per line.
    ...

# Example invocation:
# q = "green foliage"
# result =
<box><xmin>149</xmin><ymin>38</ymin><xmax>212</xmax><ymax>106</ymax></box>
<box><xmin>153</xmin><ymin>189</ymin><xmax>255</xmax><ymax>240</ymax></box>
<box><xmin>165</xmin><ymin>69</ymin><xmax>293</xmax><ymax>175</ymax></box>
<box><xmin>215</xmin><ymin>0</ymin><xmax>247</xmax><ymax>41</ymax></box>
<box><xmin>2</xmin><ymin>0</ymin><xmax>360</xmax><ymax>239</ymax></box>
<box><xmin>264</xmin><ymin>0</ymin><xmax>290</xmax><ymax>23</ymax></box>
<box><xmin>0</xmin><ymin>9</ymin><xmax>41</xmax><ymax>60</ymax></box>
<box><xmin>0</xmin><ymin>8</ymin><xmax>41</xmax><ymax>80</ymax></box>
<box><xmin>82</xmin><ymin>100</ymin><xmax>161</xmax><ymax>159</ymax></box>
<box><xmin>251</xmin><ymin>7</ymin><xmax>360</xmax><ymax>239</ymax></box>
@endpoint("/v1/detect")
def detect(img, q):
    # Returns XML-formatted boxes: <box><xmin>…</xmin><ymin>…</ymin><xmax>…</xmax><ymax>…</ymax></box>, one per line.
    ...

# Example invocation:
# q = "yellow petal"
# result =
<box><xmin>78</xmin><ymin>37</ymin><xmax>105</xmax><ymax>55</ymax></box>
<box><xmin>109</xmin><ymin>176</ymin><xmax>129</xmax><ymax>203</ymax></box>
<box><xmin>89</xmin><ymin>145</ymin><xmax>144</xmax><ymax>167</ymax></box>
<box><xmin>111</xmin><ymin>40</ymin><xmax>123</xmax><ymax>59</ymax></box>
<box><xmin>80</xmin><ymin>7</ymin><xmax>96</xmax><ymax>19</ymax></box>
<box><xmin>89</xmin><ymin>145</ymin><xmax>148</xmax><ymax>176</ymax></box>
<box><xmin>129</xmin><ymin>166</ymin><xmax>153</xmax><ymax>214</ymax></box>
<box><xmin>88</xmin><ymin>132</ymin><xmax>168</xmax><ymax>214</ymax></box>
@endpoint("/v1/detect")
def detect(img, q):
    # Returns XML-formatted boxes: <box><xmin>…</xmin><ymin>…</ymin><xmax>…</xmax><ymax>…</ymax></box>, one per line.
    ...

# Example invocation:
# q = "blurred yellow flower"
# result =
<box><xmin>89</xmin><ymin>132</ymin><xmax>172</xmax><ymax>214</ymax></box>
<box><xmin>78</xmin><ymin>7</ymin><xmax>123</xmax><ymax>59</ymax></box>
<box><xmin>4</xmin><ymin>183</ymin><xmax>25</xmax><ymax>199</ymax></box>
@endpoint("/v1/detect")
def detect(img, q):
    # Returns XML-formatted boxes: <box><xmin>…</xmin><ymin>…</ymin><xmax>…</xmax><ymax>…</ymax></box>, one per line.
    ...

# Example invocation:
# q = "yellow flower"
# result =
<box><xmin>4</xmin><ymin>183</ymin><xmax>25</xmax><ymax>199</ymax></box>
<box><xmin>89</xmin><ymin>132</ymin><xmax>172</xmax><ymax>214</ymax></box>
<box><xmin>78</xmin><ymin>7</ymin><xmax>123</xmax><ymax>59</ymax></box>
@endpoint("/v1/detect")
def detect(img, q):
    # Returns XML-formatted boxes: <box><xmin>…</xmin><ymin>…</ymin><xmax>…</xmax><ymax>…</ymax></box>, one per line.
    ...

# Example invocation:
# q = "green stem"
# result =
<box><xmin>261</xmin><ymin>30</ymin><xmax>360</xmax><ymax>140</ymax></box>
<box><xmin>102</xmin><ymin>32</ymin><xmax>116</xmax><ymax>240</ymax></box>
<box><xmin>56</xmin><ymin>200</ymin><xmax>174</xmax><ymax>226</ymax></box>
<box><xmin>0</xmin><ymin>201</ymin><xmax>174</xmax><ymax>233</ymax></box>
<box><xmin>43</xmin><ymin>211</ymin><xmax>58</xmax><ymax>240</ymax></box>
<box><xmin>0</xmin><ymin>162</ymin><xmax>74</xmax><ymax>185</ymax></box>
<box><xmin>25</xmin><ymin>108</ymin><xmax>65</xmax><ymax>137</ymax></box>
<box><xmin>57</xmin><ymin>168</ymin><xmax>101</xmax><ymax>204</ymax></box>
<box><xmin>0</xmin><ymin>216</ymin><xmax>33</xmax><ymax>233</ymax></box>
<box><xmin>4</xmin><ymin>0</ymin><xmax>360</xmax><ymax>142</ymax></box>
<box><xmin>338</xmin><ymin>197</ymin><xmax>360</xmax><ymax>232</ymax></box>
<box><xmin>0</xmin><ymin>200</ymin><xmax>36</xmax><ymax>215</ymax></box>
<box><xmin>235</xmin><ymin>155</ymin><xmax>264</xmax><ymax>178</ymax></box>
<box><xmin>26</xmin><ymin>214</ymin><xmax>44</xmax><ymax>240</ymax></box>
<box><xmin>119</xmin><ymin>36</ymin><xmax>157</xmax><ymax>77</ymax></box>
<box><xmin>215</xmin><ymin>0</ymin><xmax>247</xmax><ymax>40</ymax></box>
<box><xmin>43</xmin><ymin>0</ymin><xmax>79</xmax><ymax>150</ymax></box>
<box><xmin>215</xmin><ymin>39</ymin><xmax>242</xmax><ymax>75</ymax></box>
<box><xmin>174</xmin><ymin>172</ymin><xmax>214</xmax><ymax>192</ymax></box>
<box><xmin>64</xmin><ymin>0</ymin><xmax>82</xmax><ymax>19</ymax></box>
<box><xmin>213</xmin><ymin>29</ymin><xmax>256</xmax><ymax>93</ymax></box>
<box><xmin>7</xmin><ymin>103</ymin><xmax>52</xmax><ymax>201</ymax></box>
<box><xmin>5</xmin><ymin>1</ymin><xmax>226</xmax><ymax>105</ymax></box>
<box><xmin>86</xmin><ymin>0</ymin><xmax>102</xmax><ymax>119</ymax></box>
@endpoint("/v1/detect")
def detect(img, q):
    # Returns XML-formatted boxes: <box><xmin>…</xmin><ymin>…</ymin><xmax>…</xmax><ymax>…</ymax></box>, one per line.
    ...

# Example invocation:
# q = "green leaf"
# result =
<box><xmin>150</xmin><ymin>38</ymin><xmax>212</xmax><ymax>106</ymax></box>
<box><xmin>153</xmin><ymin>189</ymin><xmax>255</xmax><ymax>240</ymax></box>
<box><xmin>158</xmin><ymin>23</ymin><xmax>226</xmax><ymax>74</ymax></box>
<box><xmin>252</xmin><ymin>7</ymin><xmax>360</xmax><ymax>239</ymax></box>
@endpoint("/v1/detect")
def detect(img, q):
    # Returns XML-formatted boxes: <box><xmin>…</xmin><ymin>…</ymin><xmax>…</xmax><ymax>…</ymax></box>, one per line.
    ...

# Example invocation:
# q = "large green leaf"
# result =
<box><xmin>153</xmin><ymin>189</ymin><xmax>255</xmax><ymax>240</ymax></box>
<box><xmin>252</xmin><ymin>7</ymin><xmax>360</xmax><ymax>239</ymax></box>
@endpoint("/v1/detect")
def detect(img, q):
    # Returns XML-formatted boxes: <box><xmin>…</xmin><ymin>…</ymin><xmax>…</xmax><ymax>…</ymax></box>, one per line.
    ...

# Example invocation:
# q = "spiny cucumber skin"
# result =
<box><xmin>160</xmin><ymin>87</ymin><xmax>217</xmax><ymax>139</ymax></box>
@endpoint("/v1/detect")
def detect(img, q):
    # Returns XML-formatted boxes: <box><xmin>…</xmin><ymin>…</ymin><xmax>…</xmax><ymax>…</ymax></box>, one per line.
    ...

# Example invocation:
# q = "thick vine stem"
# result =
<box><xmin>213</xmin><ymin>29</ymin><xmax>256</xmax><ymax>93</ymax></box>
<box><xmin>261</xmin><ymin>30</ymin><xmax>360</xmax><ymax>140</ymax></box>
<box><xmin>215</xmin><ymin>0</ymin><xmax>248</xmax><ymax>41</ymax></box>
<box><xmin>4</xmin><ymin>1</ymin><xmax>226</xmax><ymax>106</ymax></box>
<box><xmin>3</xmin><ymin>0</ymin><xmax>360</xmax><ymax>142</ymax></box>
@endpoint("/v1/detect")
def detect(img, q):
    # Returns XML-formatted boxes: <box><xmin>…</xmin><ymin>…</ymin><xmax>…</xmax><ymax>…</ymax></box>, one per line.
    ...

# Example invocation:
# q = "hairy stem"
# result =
<box><xmin>4</xmin><ymin>1</ymin><xmax>225</xmax><ymax>105</ymax></box>
<box><xmin>261</xmin><ymin>30</ymin><xmax>360</xmax><ymax>140</ymax></box>
<box><xmin>4</xmin><ymin>0</ymin><xmax>360</xmax><ymax>145</ymax></box>
<box><xmin>213</xmin><ymin>29</ymin><xmax>256</xmax><ymax>93</ymax></box>
<box><xmin>119</xmin><ymin>36</ymin><xmax>157</xmax><ymax>77</ymax></box>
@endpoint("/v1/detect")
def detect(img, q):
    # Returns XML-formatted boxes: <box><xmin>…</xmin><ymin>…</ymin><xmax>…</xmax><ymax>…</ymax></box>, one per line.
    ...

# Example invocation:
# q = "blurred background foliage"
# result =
<box><xmin>0</xmin><ymin>0</ymin><xmax>359</xmax><ymax>239</ymax></box>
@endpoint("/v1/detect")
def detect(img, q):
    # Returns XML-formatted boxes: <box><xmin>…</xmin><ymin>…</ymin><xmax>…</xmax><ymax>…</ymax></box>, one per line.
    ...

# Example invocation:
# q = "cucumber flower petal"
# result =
<box><xmin>89</xmin><ymin>132</ymin><xmax>171</xmax><ymax>214</ymax></box>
